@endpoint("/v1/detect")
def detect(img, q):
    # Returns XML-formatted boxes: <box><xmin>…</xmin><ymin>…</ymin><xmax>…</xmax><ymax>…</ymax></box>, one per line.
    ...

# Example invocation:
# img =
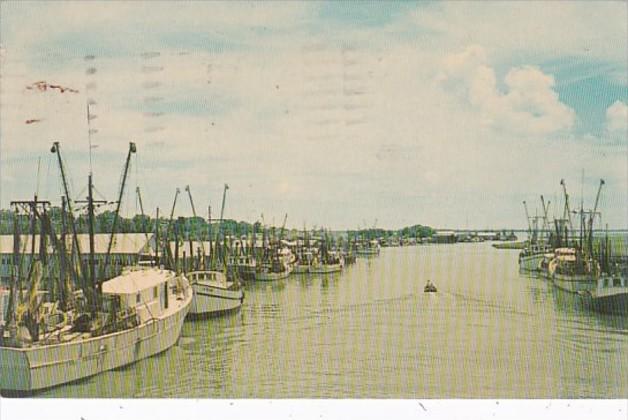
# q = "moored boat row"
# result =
<box><xmin>517</xmin><ymin>179</ymin><xmax>628</xmax><ymax>315</ymax></box>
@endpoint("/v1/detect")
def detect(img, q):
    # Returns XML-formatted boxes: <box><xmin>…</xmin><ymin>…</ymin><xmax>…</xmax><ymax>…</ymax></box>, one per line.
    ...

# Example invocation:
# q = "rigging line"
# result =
<box><xmin>91</xmin><ymin>185</ymin><xmax>108</xmax><ymax>202</ymax></box>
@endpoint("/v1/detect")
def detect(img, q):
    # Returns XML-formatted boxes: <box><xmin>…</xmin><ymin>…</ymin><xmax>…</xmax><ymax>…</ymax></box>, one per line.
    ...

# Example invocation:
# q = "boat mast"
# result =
<box><xmin>208</xmin><ymin>205</ymin><xmax>213</xmax><ymax>268</ymax></box>
<box><xmin>3</xmin><ymin>204</ymin><xmax>21</xmax><ymax>331</ymax></box>
<box><xmin>217</xmin><ymin>184</ymin><xmax>229</xmax><ymax>268</ymax></box>
<box><xmin>59</xmin><ymin>196</ymin><xmax>68</xmax><ymax>309</ymax></box>
<box><xmin>155</xmin><ymin>207</ymin><xmax>160</xmax><ymax>266</ymax></box>
<box><xmin>185</xmin><ymin>185</ymin><xmax>206</xmax><ymax>261</ymax></box>
<box><xmin>540</xmin><ymin>196</ymin><xmax>550</xmax><ymax>244</ymax></box>
<box><xmin>522</xmin><ymin>201</ymin><xmax>532</xmax><ymax>243</ymax></box>
<box><xmin>50</xmin><ymin>142</ymin><xmax>84</xmax><ymax>284</ymax></box>
<box><xmin>136</xmin><ymin>186</ymin><xmax>151</xmax><ymax>251</ymax></box>
<box><xmin>559</xmin><ymin>179</ymin><xmax>573</xmax><ymax>231</ymax></box>
<box><xmin>87</xmin><ymin>174</ymin><xmax>98</xmax><ymax>309</ymax></box>
<box><xmin>104</xmin><ymin>142</ymin><xmax>137</xmax><ymax>274</ymax></box>
<box><xmin>588</xmin><ymin>179</ymin><xmax>604</xmax><ymax>257</ymax></box>
<box><xmin>164</xmin><ymin>188</ymin><xmax>180</xmax><ymax>270</ymax></box>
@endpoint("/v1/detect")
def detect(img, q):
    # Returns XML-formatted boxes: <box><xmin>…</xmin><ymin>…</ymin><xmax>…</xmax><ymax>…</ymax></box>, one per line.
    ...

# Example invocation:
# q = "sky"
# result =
<box><xmin>0</xmin><ymin>1</ymin><xmax>626</xmax><ymax>230</ymax></box>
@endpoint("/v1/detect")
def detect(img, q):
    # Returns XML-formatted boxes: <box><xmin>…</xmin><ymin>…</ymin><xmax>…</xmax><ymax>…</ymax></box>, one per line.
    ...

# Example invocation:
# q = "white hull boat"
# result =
<box><xmin>309</xmin><ymin>263</ymin><xmax>343</xmax><ymax>274</ymax></box>
<box><xmin>255</xmin><ymin>268</ymin><xmax>291</xmax><ymax>281</ymax></box>
<box><xmin>548</xmin><ymin>248</ymin><xmax>596</xmax><ymax>293</ymax></box>
<box><xmin>188</xmin><ymin>271</ymin><xmax>243</xmax><ymax>317</ymax></box>
<box><xmin>292</xmin><ymin>264</ymin><xmax>311</xmax><ymax>274</ymax></box>
<box><xmin>0</xmin><ymin>268</ymin><xmax>192</xmax><ymax>393</ymax></box>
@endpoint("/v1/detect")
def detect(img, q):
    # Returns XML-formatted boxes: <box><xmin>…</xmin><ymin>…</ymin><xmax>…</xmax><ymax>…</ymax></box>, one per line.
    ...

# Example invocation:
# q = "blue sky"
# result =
<box><xmin>0</xmin><ymin>2</ymin><xmax>626</xmax><ymax>229</ymax></box>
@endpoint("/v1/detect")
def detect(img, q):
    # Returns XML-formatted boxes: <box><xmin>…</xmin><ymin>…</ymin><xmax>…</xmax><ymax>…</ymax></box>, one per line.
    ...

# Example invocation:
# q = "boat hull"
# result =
<box><xmin>581</xmin><ymin>289</ymin><xmax>628</xmax><ymax>314</ymax></box>
<box><xmin>309</xmin><ymin>264</ymin><xmax>342</xmax><ymax>274</ymax></box>
<box><xmin>255</xmin><ymin>270</ymin><xmax>291</xmax><ymax>281</ymax></box>
<box><xmin>235</xmin><ymin>266</ymin><xmax>256</xmax><ymax>281</ymax></box>
<box><xmin>189</xmin><ymin>283</ymin><xmax>243</xmax><ymax>316</ymax></box>
<box><xmin>292</xmin><ymin>265</ymin><xmax>310</xmax><ymax>274</ymax></box>
<box><xmin>552</xmin><ymin>273</ymin><xmax>595</xmax><ymax>293</ymax></box>
<box><xmin>0</xmin><ymin>288</ymin><xmax>192</xmax><ymax>393</ymax></box>
<box><xmin>519</xmin><ymin>253</ymin><xmax>544</xmax><ymax>272</ymax></box>
<box><xmin>356</xmin><ymin>249</ymin><xmax>379</xmax><ymax>257</ymax></box>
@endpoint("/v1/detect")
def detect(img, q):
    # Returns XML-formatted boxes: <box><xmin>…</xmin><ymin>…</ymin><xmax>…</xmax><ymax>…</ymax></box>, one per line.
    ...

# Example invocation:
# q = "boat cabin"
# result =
<box><xmin>102</xmin><ymin>269</ymin><xmax>177</xmax><ymax>323</ymax></box>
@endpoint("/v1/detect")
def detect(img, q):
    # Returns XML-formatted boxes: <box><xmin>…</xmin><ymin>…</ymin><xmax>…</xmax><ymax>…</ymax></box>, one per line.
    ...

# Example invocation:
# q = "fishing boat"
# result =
<box><xmin>309</xmin><ymin>261</ymin><xmax>343</xmax><ymax>274</ymax></box>
<box><xmin>548</xmin><ymin>247</ymin><xmax>597</xmax><ymax>293</ymax></box>
<box><xmin>0</xmin><ymin>142</ymin><xmax>195</xmax><ymax>393</ymax></box>
<box><xmin>577</xmin><ymin>223</ymin><xmax>628</xmax><ymax>314</ymax></box>
<box><xmin>356</xmin><ymin>240</ymin><xmax>380</xmax><ymax>257</ymax></box>
<box><xmin>256</xmin><ymin>260</ymin><xmax>292</xmax><ymax>281</ymax></box>
<box><xmin>187</xmin><ymin>270</ymin><xmax>243</xmax><ymax>316</ymax></box>
<box><xmin>309</xmin><ymin>252</ymin><xmax>344</xmax><ymax>274</ymax></box>
<box><xmin>0</xmin><ymin>265</ymin><xmax>191</xmax><ymax>393</ymax></box>
<box><xmin>549</xmin><ymin>179</ymin><xmax>607</xmax><ymax>295</ymax></box>
<box><xmin>292</xmin><ymin>249</ymin><xmax>314</xmax><ymax>274</ymax></box>
<box><xmin>228</xmin><ymin>255</ymin><xmax>257</xmax><ymax>281</ymax></box>
<box><xmin>518</xmin><ymin>197</ymin><xmax>554</xmax><ymax>273</ymax></box>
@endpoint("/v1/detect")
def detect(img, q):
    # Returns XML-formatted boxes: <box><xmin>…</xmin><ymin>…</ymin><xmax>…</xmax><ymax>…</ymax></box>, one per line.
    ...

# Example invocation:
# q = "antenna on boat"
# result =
<box><xmin>35</xmin><ymin>156</ymin><xmax>41</xmax><ymax>196</ymax></box>
<box><xmin>87</xmin><ymin>102</ymin><xmax>94</xmax><ymax>174</ymax></box>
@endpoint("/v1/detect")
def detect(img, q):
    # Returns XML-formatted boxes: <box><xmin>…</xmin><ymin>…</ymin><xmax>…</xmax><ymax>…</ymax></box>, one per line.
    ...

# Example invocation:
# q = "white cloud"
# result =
<box><xmin>411</xmin><ymin>2</ymin><xmax>627</xmax><ymax>63</ymax></box>
<box><xmin>606</xmin><ymin>100</ymin><xmax>628</xmax><ymax>134</ymax></box>
<box><xmin>439</xmin><ymin>45</ymin><xmax>575</xmax><ymax>136</ymax></box>
<box><xmin>1</xmin><ymin>3</ymin><xmax>626</xmax><ymax>228</ymax></box>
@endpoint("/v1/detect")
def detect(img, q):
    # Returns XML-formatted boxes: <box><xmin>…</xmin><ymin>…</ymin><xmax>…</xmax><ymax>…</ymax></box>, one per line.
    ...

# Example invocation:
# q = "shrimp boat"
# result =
<box><xmin>0</xmin><ymin>143</ymin><xmax>192</xmax><ymax>393</ymax></box>
<box><xmin>180</xmin><ymin>185</ymin><xmax>244</xmax><ymax>317</ymax></box>
<box><xmin>549</xmin><ymin>248</ymin><xmax>598</xmax><ymax>293</ymax></box>
<box><xmin>549</xmin><ymin>179</ymin><xmax>612</xmax><ymax>297</ymax></box>
<box><xmin>292</xmin><ymin>249</ymin><xmax>314</xmax><ymax>274</ymax></box>
<box><xmin>309</xmin><ymin>252</ymin><xmax>344</xmax><ymax>274</ymax></box>
<box><xmin>255</xmin><ymin>258</ymin><xmax>292</xmax><ymax>281</ymax></box>
<box><xmin>518</xmin><ymin>197</ymin><xmax>554</xmax><ymax>273</ymax></box>
<box><xmin>577</xmin><ymin>226</ymin><xmax>628</xmax><ymax>314</ymax></box>
<box><xmin>0</xmin><ymin>267</ymin><xmax>191</xmax><ymax>393</ymax></box>
<box><xmin>228</xmin><ymin>255</ymin><xmax>257</xmax><ymax>281</ymax></box>
<box><xmin>356</xmin><ymin>240</ymin><xmax>380</xmax><ymax>257</ymax></box>
<box><xmin>187</xmin><ymin>270</ymin><xmax>243</xmax><ymax>316</ymax></box>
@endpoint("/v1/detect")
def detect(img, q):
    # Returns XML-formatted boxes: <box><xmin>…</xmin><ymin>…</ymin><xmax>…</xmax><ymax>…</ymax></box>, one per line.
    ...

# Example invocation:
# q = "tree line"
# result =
<box><xmin>0</xmin><ymin>208</ymin><xmax>435</xmax><ymax>240</ymax></box>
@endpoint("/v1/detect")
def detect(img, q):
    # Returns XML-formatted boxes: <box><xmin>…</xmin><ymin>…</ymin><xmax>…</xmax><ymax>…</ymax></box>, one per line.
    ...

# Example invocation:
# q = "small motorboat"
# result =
<box><xmin>424</xmin><ymin>280</ymin><xmax>437</xmax><ymax>293</ymax></box>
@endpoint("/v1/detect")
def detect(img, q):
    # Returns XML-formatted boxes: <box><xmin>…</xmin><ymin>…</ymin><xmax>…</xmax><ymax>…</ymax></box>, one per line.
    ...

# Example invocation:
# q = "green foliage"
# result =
<box><xmin>0</xmin><ymin>207</ymin><xmax>436</xmax><ymax>241</ymax></box>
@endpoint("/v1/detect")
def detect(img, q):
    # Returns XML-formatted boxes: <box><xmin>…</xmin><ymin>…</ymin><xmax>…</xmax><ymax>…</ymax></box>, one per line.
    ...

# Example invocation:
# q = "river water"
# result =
<box><xmin>39</xmin><ymin>243</ymin><xmax>627</xmax><ymax>398</ymax></box>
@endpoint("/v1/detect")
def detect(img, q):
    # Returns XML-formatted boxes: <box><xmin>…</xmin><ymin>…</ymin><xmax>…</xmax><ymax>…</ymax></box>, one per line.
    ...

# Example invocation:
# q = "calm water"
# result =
<box><xmin>39</xmin><ymin>243</ymin><xmax>627</xmax><ymax>398</ymax></box>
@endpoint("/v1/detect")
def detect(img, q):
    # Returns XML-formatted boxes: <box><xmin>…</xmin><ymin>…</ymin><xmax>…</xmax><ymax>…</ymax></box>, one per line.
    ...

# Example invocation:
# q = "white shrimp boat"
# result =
<box><xmin>356</xmin><ymin>240</ymin><xmax>380</xmax><ymax>257</ymax></box>
<box><xmin>308</xmin><ymin>262</ymin><xmax>343</xmax><ymax>274</ymax></box>
<box><xmin>292</xmin><ymin>250</ymin><xmax>314</xmax><ymax>274</ymax></box>
<box><xmin>549</xmin><ymin>248</ymin><xmax>596</xmax><ymax>293</ymax></box>
<box><xmin>0</xmin><ymin>267</ymin><xmax>192</xmax><ymax>393</ymax></box>
<box><xmin>255</xmin><ymin>260</ymin><xmax>292</xmax><ymax>281</ymax></box>
<box><xmin>292</xmin><ymin>263</ymin><xmax>311</xmax><ymax>274</ymax></box>
<box><xmin>188</xmin><ymin>270</ymin><xmax>244</xmax><ymax>316</ymax></box>
<box><xmin>227</xmin><ymin>255</ymin><xmax>257</xmax><ymax>281</ymax></box>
